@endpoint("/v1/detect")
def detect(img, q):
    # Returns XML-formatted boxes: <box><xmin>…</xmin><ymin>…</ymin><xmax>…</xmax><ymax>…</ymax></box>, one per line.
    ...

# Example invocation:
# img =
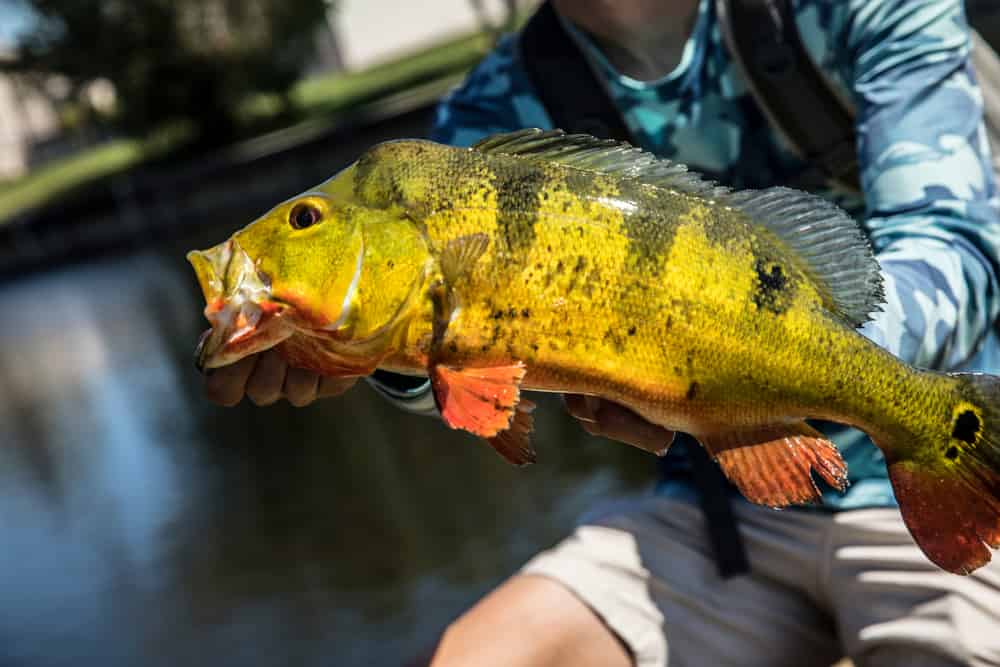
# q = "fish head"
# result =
<box><xmin>188</xmin><ymin>190</ymin><xmax>366</xmax><ymax>371</ymax></box>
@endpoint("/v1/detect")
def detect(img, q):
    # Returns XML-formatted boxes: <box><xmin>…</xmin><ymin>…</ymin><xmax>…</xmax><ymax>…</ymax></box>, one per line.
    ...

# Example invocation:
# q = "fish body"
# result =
<box><xmin>189</xmin><ymin>130</ymin><xmax>1000</xmax><ymax>575</ymax></box>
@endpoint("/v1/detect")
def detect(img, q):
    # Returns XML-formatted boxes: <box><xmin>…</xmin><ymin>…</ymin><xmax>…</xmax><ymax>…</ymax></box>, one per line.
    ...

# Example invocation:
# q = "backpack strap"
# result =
<box><xmin>518</xmin><ymin>1</ymin><xmax>637</xmax><ymax>143</ymax></box>
<box><xmin>716</xmin><ymin>0</ymin><xmax>861</xmax><ymax>191</ymax></box>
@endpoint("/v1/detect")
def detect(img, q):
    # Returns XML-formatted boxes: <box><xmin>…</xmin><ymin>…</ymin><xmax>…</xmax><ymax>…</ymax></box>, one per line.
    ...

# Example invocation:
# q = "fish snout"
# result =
<box><xmin>187</xmin><ymin>239</ymin><xmax>234</xmax><ymax>305</ymax></box>
<box><xmin>187</xmin><ymin>240</ymin><xmax>291</xmax><ymax>372</ymax></box>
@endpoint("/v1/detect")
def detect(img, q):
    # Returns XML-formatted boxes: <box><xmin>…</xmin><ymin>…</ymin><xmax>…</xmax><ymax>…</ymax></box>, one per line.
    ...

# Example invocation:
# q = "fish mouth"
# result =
<box><xmin>187</xmin><ymin>239</ymin><xmax>294</xmax><ymax>372</ymax></box>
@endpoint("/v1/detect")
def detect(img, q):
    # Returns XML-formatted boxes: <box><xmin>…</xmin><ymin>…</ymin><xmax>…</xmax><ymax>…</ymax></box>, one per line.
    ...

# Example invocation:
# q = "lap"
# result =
<box><xmin>522</xmin><ymin>493</ymin><xmax>839</xmax><ymax>667</ymax></box>
<box><xmin>520</xmin><ymin>492</ymin><xmax>1000</xmax><ymax>667</ymax></box>
<box><xmin>826</xmin><ymin>508</ymin><xmax>1000</xmax><ymax>667</ymax></box>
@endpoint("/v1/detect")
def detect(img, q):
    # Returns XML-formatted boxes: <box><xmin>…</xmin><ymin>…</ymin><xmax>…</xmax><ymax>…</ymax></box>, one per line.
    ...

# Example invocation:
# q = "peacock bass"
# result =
<box><xmin>188</xmin><ymin>129</ymin><xmax>1000</xmax><ymax>575</ymax></box>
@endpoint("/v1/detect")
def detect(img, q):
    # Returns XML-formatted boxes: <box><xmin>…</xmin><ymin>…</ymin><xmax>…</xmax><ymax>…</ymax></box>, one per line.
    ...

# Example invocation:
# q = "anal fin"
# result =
<box><xmin>700</xmin><ymin>422</ymin><xmax>848</xmax><ymax>508</ymax></box>
<box><xmin>431</xmin><ymin>361</ymin><xmax>537</xmax><ymax>465</ymax></box>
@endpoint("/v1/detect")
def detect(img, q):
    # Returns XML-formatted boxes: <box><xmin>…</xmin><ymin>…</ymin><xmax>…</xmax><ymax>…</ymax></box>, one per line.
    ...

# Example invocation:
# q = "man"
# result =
<box><xmin>205</xmin><ymin>0</ymin><xmax>1000</xmax><ymax>664</ymax></box>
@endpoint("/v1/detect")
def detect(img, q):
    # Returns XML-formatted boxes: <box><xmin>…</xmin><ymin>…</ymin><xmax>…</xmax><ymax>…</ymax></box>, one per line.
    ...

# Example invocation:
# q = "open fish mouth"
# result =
<box><xmin>187</xmin><ymin>239</ymin><xmax>293</xmax><ymax>371</ymax></box>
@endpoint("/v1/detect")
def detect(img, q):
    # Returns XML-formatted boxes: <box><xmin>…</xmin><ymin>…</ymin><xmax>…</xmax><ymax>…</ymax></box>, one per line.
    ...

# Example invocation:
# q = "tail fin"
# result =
<box><xmin>886</xmin><ymin>372</ymin><xmax>1000</xmax><ymax>574</ymax></box>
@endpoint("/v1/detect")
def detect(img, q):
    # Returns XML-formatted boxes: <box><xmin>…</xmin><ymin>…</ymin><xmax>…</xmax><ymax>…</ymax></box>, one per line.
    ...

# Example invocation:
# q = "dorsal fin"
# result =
<box><xmin>726</xmin><ymin>187</ymin><xmax>884</xmax><ymax>327</ymax></box>
<box><xmin>472</xmin><ymin>129</ymin><xmax>884</xmax><ymax>327</ymax></box>
<box><xmin>473</xmin><ymin>129</ymin><xmax>730</xmax><ymax>199</ymax></box>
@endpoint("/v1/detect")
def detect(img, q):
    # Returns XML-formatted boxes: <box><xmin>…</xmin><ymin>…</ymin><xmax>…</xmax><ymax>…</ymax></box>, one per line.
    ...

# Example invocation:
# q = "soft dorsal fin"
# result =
<box><xmin>726</xmin><ymin>188</ymin><xmax>884</xmax><ymax>327</ymax></box>
<box><xmin>472</xmin><ymin>129</ymin><xmax>884</xmax><ymax>327</ymax></box>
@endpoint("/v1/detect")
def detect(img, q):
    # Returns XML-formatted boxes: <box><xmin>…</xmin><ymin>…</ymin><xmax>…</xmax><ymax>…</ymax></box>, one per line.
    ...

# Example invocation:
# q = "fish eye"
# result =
<box><xmin>289</xmin><ymin>203</ymin><xmax>322</xmax><ymax>230</ymax></box>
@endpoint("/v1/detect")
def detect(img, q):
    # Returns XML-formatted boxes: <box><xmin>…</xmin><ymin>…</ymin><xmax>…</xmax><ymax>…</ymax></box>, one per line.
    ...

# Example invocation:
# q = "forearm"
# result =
<box><xmin>847</xmin><ymin>0</ymin><xmax>1000</xmax><ymax>369</ymax></box>
<box><xmin>863</xmin><ymin>232</ymin><xmax>1000</xmax><ymax>370</ymax></box>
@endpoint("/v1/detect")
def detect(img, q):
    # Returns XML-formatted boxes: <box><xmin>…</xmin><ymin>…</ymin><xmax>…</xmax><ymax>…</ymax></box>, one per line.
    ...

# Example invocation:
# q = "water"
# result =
<box><xmin>0</xmin><ymin>250</ymin><xmax>655</xmax><ymax>667</ymax></box>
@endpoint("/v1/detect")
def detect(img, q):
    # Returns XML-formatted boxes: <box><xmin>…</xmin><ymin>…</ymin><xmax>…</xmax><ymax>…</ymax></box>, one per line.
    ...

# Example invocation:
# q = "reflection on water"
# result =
<box><xmin>0</xmin><ymin>251</ymin><xmax>655</xmax><ymax>666</ymax></box>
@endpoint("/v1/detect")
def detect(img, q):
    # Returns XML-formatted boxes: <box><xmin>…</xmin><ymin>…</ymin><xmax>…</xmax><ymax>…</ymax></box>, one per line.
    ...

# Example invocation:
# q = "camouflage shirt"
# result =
<box><xmin>374</xmin><ymin>0</ymin><xmax>1000</xmax><ymax>509</ymax></box>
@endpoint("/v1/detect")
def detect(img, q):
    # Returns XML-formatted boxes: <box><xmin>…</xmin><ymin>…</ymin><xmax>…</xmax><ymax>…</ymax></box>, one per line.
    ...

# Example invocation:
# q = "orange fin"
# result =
<box><xmin>887</xmin><ymin>461</ymin><xmax>1000</xmax><ymax>574</ymax></box>
<box><xmin>877</xmin><ymin>372</ymin><xmax>1000</xmax><ymax>574</ymax></box>
<box><xmin>487</xmin><ymin>399</ymin><xmax>537</xmax><ymax>466</ymax></box>
<box><xmin>700</xmin><ymin>422</ymin><xmax>848</xmax><ymax>508</ymax></box>
<box><xmin>431</xmin><ymin>362</ymin><xmax>528</xmax><ymax>439</ymax></box>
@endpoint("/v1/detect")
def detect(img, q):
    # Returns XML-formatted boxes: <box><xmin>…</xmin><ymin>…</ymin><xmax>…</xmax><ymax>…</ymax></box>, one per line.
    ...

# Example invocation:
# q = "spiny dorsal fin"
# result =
<box><xmin>472</xmin><ymin>129</ymin><xmax>884</xmax><ymax>327</ymax></box>
<box><xmin>472</xmin><ymin>129</ymin><xmax>730</xmax><ymax>199</ymax></box>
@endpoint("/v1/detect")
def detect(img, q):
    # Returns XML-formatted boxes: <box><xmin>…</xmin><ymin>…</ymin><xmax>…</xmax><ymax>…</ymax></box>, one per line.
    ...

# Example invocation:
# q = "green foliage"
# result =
<box><xmin>8</xmin><ymin>0</ymin><xmax>330</xmax><ymax>140</ymax></box>
<box><xmin>0</xmin><ymin>32</ymin><xmax>485</xmax><ymax>223</ymax></box>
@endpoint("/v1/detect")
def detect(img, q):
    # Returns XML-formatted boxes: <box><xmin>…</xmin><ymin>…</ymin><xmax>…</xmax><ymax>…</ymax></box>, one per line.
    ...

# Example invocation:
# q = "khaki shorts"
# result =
<box><xmin>521</xmin><ymin>492</ymin><xmax>1000</xmax><ymax>667</ymax></box>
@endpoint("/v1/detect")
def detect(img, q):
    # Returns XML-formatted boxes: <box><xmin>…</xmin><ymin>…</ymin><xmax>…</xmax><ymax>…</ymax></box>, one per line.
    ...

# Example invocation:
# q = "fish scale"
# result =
<box><xmin>189</xmin><ymin>129</ymin><xmax>1000</xmax><ymax>575</ymax></box>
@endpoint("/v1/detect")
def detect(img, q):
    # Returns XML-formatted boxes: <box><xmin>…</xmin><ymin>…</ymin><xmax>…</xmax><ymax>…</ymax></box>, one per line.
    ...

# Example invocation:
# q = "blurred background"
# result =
<box><xmin>0</xmin><ymin>1</ymin><xmax>661</xmax><ymax>665</ymax></box>
<box><xmin>4</xmin><ymin>2</ymin><xmax>1000</xmax><ymax>666</ymax></box>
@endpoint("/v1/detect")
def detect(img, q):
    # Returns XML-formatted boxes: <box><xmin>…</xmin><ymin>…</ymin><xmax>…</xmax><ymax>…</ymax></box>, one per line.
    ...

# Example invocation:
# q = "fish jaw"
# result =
<box><xmin>187</xmin><ymin>240</ymin><xmax>294</xmax><ymax>371</ymax></box>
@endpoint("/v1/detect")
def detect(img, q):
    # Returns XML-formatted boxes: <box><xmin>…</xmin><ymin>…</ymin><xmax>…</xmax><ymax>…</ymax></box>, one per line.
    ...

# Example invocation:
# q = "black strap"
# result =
<box><xmin>717</xmin><ymin>0</ymin><xmax>861</xmax><ymax>191</ymax></box>
<box><xmin>519</xmin><ymin>2</ymin><xmax>637</xmax><ymax>143</ymax></box>
<box><xmin>684</xmin><ymin>435</ymin><xmax>751</xmax><ymax>577</ymax></box>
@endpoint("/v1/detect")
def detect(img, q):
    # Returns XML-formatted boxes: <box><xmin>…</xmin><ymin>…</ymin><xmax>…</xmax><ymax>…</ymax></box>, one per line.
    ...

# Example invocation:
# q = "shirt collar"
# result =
<box><xmin>556</xmin><ymin>0</ymin><xmax>712</xmax><ymax>94</ymax></box>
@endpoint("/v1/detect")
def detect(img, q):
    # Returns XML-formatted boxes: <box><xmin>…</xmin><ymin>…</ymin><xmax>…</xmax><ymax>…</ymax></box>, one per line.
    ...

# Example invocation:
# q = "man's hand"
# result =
<box><xmin>563</xmin><ymin>394</ymin><xmax>674</xmax><ymax>456</ymax></box>
<box><xmin>204</xmin><ymin>348</ymin><xmax>357</xmax><ymax>407</ymax></box>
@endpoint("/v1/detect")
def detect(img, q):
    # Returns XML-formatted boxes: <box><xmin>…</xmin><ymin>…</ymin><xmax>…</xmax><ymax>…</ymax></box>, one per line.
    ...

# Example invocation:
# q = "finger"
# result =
<box><xmin>245</xmin><ymin>349</ymin><xmax>288</xmax><ymax>406</ymax></box>
<box><xmin>586</xmin><ymin>401</ymin><xmax>675</xmax><ymax>456</ymax></box>
<box><xmin>205</xmin><ymin>355</ymin><xmax>258</xmax><ymax>407</ymax></box>
<box><xmin>562</xmin><ymin>394</ymin><xmax>599</xmax><ymax>423</ymax></box>
<box><xmin>317</xmin><ymin>375</ymin><xmax>358</xmax><ymax>398</ymax></box>
<box><xmin>284</xmin><ymin>366</ymin><xmax>320</xmax><ymax>407</ymax></box>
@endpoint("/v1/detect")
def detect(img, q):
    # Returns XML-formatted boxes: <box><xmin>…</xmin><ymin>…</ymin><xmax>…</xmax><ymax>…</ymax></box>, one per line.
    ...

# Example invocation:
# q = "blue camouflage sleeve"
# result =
<box><xmin>429</xmin><ymin>35</ymin><xmax>552</xmax><ymax>147</ymax></box>
<box><xmin>844</xmin><ymin>0</ymin><xmax>1000</xmax><ymax>369</ymax></box>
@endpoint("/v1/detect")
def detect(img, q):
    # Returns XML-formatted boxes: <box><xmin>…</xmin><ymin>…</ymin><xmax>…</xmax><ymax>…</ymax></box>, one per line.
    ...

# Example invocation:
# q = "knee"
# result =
<box><xmin>430</xmin><ymin>575</ymin><xmax>632</xmax><ymax>667</ymax></box>
<box><xmin>431</xmin><ymin>615</ymin><xmax>485</xmax><ymax>667</ymax></box>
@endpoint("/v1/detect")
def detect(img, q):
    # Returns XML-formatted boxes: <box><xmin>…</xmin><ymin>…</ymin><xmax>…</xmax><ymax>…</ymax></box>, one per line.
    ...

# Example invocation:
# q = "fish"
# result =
<box><xmin>188</xmin><ymin>128</ymin><xmax>1000</xmax><ymax>574</ymax></box>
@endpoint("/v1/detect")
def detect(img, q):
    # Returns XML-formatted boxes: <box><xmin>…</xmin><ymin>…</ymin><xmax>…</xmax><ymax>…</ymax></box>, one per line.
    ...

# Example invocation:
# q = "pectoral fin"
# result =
<box><xmin>430</xmin><ymin>361</ymin><xmax>537</xmax><ymax>466</ymax></box>
<box><xmin>439</xmin><ymin>233</ymin><xmax>490</xmax><ymax>284</ymax></box>
<box><xmin>487</xmin><ymin>399</ymin><xmax>537</xmax><ymax>466</ymax></box>
<box><xmin>699</xmin><ymin>422</ymin><xmax>848</xmax><ymax>508</ymax></box>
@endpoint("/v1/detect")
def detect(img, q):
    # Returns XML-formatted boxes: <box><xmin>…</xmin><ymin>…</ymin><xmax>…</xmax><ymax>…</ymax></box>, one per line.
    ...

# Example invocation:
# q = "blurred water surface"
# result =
<box><xmin>0</xmin><ymin>250</ymin><xmax>655</xmax><ymax>667</ymax></box>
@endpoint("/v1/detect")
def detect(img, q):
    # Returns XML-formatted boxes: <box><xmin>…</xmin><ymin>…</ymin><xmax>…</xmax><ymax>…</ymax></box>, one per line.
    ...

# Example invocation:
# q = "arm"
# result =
<box><xmin>429</xmin><ymin>35</ymin><xmax>552</xmax><ymax>145</ymax></box>
<box><xmin>845</xmin><ymin>0</ymin><xmax>1000</xmax><ymax>368</ymax></box>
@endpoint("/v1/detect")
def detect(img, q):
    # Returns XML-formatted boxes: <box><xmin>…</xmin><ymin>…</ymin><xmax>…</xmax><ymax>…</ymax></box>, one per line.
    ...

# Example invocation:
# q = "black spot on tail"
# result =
<box><xmin>952</xmin><ymin>410</ymin><xmax>981</xmax><ymax>444</ymax></box>
<box><xmin>686</xmin><ymin>381</ymin><xmax>700</xmax><ymax>400</ymax></box>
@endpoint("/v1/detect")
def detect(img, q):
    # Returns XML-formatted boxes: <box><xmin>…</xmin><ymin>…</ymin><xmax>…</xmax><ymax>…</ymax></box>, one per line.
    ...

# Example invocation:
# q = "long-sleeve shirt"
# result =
<box><xmin>373</xmin><ymin>0</ymin><xmax>1000</xmax><ymax>509</ymax></box>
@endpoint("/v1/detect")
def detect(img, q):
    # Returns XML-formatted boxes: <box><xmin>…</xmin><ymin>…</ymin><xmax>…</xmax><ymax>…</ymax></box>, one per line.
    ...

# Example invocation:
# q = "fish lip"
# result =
<box><xmin>196</xmin><ymin>295</ymin><xmax>293</xmax><ymax>372</ymax></box>
<box><xmin>191</xmin><ymin>239</ymin><xmax>293</xmax><ymax>371</ymax></box>
<box><xmin>187</xmin><ymin>240</ymin><xmax>234</xmax><ymax>305</ymax></box>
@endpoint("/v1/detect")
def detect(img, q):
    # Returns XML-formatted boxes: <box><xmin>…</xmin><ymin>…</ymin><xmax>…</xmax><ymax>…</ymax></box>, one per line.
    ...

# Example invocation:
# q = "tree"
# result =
<box><xmin>5</xmin><ymin>0</ymin><xmax>331</xmax><ymax>141</ymax></box>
